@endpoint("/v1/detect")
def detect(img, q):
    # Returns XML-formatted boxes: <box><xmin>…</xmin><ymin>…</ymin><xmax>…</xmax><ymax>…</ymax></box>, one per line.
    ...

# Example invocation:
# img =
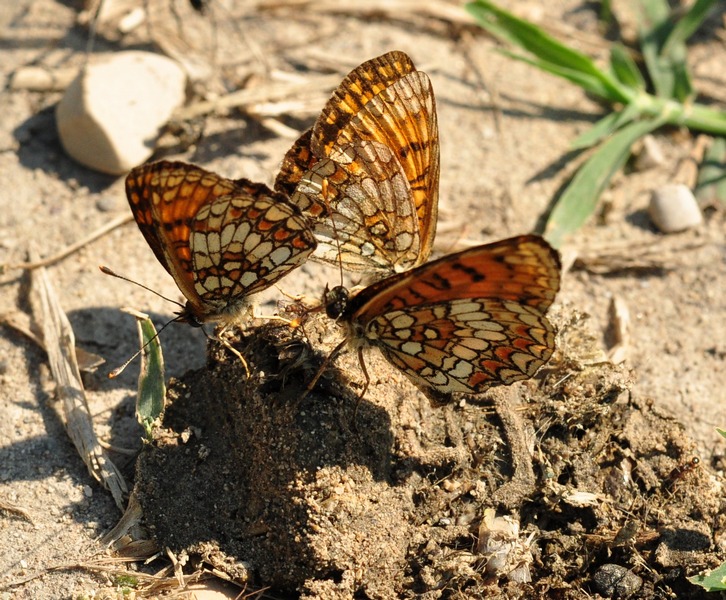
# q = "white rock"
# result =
<box><xmin>56</xmin><ymin>51</ymin><xmax>186</xmax><ymax>175</ymax></box>
<box><xmin>648</xmin><ymin>183</ymin><xmax>702</xmax><ymax>233</ymax></box>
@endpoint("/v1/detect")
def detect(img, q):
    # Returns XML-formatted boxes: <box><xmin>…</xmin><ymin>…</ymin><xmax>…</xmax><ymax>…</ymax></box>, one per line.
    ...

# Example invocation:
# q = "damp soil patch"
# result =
<box><xmin>133</xmin><ymin>314</ymin><xmax>726</xmax><ymax>599</ymax></box>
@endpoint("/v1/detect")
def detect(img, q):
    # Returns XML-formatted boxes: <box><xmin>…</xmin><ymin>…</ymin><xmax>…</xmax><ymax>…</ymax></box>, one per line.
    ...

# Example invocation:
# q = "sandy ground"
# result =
<box><xmin>1</xmin><ymin>0</ymin><xmax>725</xmax><ymax>598</ymax></box>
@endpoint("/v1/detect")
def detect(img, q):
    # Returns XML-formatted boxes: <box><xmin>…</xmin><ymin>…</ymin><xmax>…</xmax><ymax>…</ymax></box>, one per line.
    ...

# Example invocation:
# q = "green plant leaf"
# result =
<box><xmin>135</xmin><ymin>316</ymin><xmax>165</xmax><ymax>438</ymax></box>
<box><xmin>599</xmin><ymin>0</ymin><xmax>613</xmax><ymax>27</ymax></box>
<box><xmin>610</xmin><ymin>43</ymin><xmax>645</xmax><ymax>90</ymax></box>
<box><xmin>638</xmin><ymin>0</ymin><xmax>677</xmax><ymax>98</ymax></box>
<box><xmin>663</xmin><ymin>0</ymin><xmax>719</xmax><ymax>56</ymax></box>
<box><xmin>661</xmin><ymin>0</ymin><xmax>717</xmax><ymax>102</ymax></box>
<box><xmin>571</xmin><ymin>103</ymin><xmax>641</xmax><ymax>150</ymax></box>
<box><xmin>544</xmin><ymin>118</ymin><xmax>665</xmax><ymax>248</ymax></box>
<box><xmin>499</xmin><ymin>50</ymin><xmax>621</xmax><ymax>99</ymax></box>
<box><xmin>717</xmin><ymin>427</ymin><xmax>726</xmax><ymax>440</ymax></box>
<box><xmin>689</xmin><ymin>561</ymin><xmax>726</xmax><ymax>591</ymax></box>
<box><xmin>696</xmin><ymin>137</ymin><xmax>726</xmax><ymax>206</ymax></box>
<box><xmin>637</xmin><ymin>0</ymin><xmax>715</xmax><ymax>103</ymax></box>
<box><xmin>466</xmin><ymin>0</ymin><xmax>631</xmax><ymax>103</ymax></box>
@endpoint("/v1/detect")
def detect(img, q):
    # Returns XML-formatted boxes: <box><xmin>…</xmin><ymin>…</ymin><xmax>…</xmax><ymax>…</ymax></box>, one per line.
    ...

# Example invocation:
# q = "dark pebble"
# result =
<box><xmin>592</xmin><ymin>563</ymin><xmax>643</xmax><ymax>598</ymax></box>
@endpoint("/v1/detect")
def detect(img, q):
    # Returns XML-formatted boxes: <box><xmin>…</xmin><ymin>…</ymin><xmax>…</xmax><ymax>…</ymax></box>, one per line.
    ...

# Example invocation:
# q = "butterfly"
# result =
<box><xmin>274</xmin><ymin>50</ymin><xmax>439</xmax><ymax>277</ymax></box>
<box><xmin>317</xmin><ymin>235</ymin><xmax>561</xmax><ymax>401</ymax></box>
<box><xmin>125</xmin><ymin>160</ymin><xmax>317</xmax><ymax>325</ymax></box>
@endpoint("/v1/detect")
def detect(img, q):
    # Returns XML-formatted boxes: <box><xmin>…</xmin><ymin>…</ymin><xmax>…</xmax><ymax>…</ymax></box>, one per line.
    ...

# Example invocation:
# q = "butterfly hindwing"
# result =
<box><xmin>126</xmin><ymin>161</ymin><xmax>316</xmax><ymax>323</ymax></box>
<box><xmin>341</xmin><ymin>235</ymin><xmax>561</xmax><ymax>395</ymax></box>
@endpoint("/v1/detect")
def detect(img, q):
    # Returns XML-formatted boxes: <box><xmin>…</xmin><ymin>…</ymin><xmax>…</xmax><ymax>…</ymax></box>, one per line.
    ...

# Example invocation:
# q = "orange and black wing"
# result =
<box><xmin>188</xmin><ymin>178</ymin><xmax>317</xmax><ymax>319</ymax></box>
<box><xmin>346</xmin><ymin>235</ymin><xmax>561</xmax><ymax>394</ymax></box>
<box><xmin>126</xmin><ymin>161</ymin><xmax>316</xmax><ymax>322</ymax></box>
<box><xmin>275</xmin><ymin>51</ymin><xmax>439</xmax><ymax>274</ymax></box>
<box><xmin>126</xmin><ymin>161</ymin><xmax>233</xmax><ymax>316</ymax></box>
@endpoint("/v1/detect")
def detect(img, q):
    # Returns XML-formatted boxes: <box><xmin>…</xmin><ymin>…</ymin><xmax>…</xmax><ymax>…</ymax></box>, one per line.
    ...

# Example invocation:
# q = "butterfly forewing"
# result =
<box><xmin>126</xmin><ymin>162</ymin><xmax>235</xmax><ymax>310</ymax></box>
<box><xmin>289</xmin><ymin>140</ymin><xmax>424</xmax><ymax>272</ymax></box>
<box><xmin>319</xmin><ymin>66</ymin><xmax>439</xmax><ymax>257</ymax></box>
<box><xmin>348</xmin><ymin>235</ymin><xmax>560</xmax><ymax>318</ymax></box>
<box><xmin>342</xmin><ymin>235</ymin><xmax>561</xmax><ymax>395</ymax></box>
<box><xmin>311</xmin><ymin>50</ymin><xmax>418</xmax><ymax>153</ymax></box>
<box><xmin>126</xmin><ymin>161</ymin><xmax>316</xmax><ymax>323</ymax></box>
<box><xmin>275</xmin><ymin>51</ymin><xmax>439</xmax><ymax>275</ymax></box>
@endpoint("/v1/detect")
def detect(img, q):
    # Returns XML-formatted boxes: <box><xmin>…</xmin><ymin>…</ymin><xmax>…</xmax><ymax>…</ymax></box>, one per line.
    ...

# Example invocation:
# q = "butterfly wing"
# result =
<box><xmin>126</xmin><ymin>162</ymin><xmax>316</xmax><ymax>323</ymax></box>
<box><xmin>367</xmin><ymin>298</ymin><xmax>556</xmax><ymax>395</ymax></box>
<box><xmin>345</xmin><ymin>235</ymin><xmax>561</xmax><ymax>394</ymax></box>
<box><xmin>312</xmin><ymin>50</ymin><xmax>439</xmax><ymax>261</ymax></box>
<box><xmin>189</xmin><ymin>178</ymin><xmax>317</xmax><ymax>319</ymax></box>
<box><xmin>275</xmin><ymin>51</ymin><xmax>439</xmax><ymax>274</ymax></box>
<box><xmin>126</xmin><ymin>161</ymin><xmax>234</xmax><ymax>317</ymax></box>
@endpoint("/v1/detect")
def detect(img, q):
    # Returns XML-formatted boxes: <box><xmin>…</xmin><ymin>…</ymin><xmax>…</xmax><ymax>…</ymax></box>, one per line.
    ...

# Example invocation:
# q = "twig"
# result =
<box><xmin>4</xmin><ymin>213</ymin><xmax>133</xmax><ymax>273</ymax></box>
<box><xmin>173</xmin><ymin>74</ymin><xmax>340</xmax><ymax>121</ymax></box>
<box><xmin>0</xmin><ymin>500</ymin><xmax>34</xmax><ymax>523</ymax></box>
<box><xmin>32</xmin><ymin>262</ymin><xmax>128</xmax><ymax>509</ymax></box>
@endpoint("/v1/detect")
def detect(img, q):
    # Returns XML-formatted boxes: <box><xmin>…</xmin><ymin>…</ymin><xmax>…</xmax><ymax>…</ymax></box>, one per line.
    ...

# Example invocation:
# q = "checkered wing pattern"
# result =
<box><xmin>275</xmin><ymin>51</ymin><xmax>439</xmax><ymax>276</ymax></box>
<box><xmin>126</xmin><ymin>161</ymin><xmax>316</xmax><ymax>324</ymax></box>
<box><xmin>339</xmin><ymin>235</ymin><xmax>561</xmax><ymax>395</ymax></box>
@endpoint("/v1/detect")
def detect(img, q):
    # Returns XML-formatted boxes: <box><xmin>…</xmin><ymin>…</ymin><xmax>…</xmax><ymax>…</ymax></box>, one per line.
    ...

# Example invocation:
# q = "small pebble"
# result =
<box><xmin>648</xmin><ymin>183</ymin><xmax>702</xmax><ymax>233</ymax></box>
<box><xmin>634</xmin><ymin>134</ymin><xmax>665</xmax><ymax>171</ymax></box>
<box><xmin>95</xmin><ymin>195</ymin><xmax>121</xmax><ymax>212</ymax></box>
<box><xmin>592</xmin><ymin>563</ymin><xmax>643</xmax><ymax>597</ymax></box>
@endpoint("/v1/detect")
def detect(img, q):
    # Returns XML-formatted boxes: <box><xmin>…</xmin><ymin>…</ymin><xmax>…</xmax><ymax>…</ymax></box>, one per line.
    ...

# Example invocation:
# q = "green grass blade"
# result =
<box><xmin>637</xmin><ymin>0</ymin><xmax>715</xmax><ymax>102</ymax></box>
<box><xmin>544</xmin><ymin>118</ymin><xmax>665</xmax><ymax>247</ymax></box>
<box><xmin>135</xmin><ymin>316</ymin><xmax>166</xmax><ymax>438</ymax></box>
<box><xmin>570</xmin><ymin>104</ymin><xmax>640</xmax><ymax>150</ymax></box>
<box><xmin>466</xmin><ymin>0</ymin><xmax>630</xmax><ymax>103</ymax></box>
<box><xmin>610</xmin><ymin>44</ymin><xmax>645</xmax><ymax>90</ymax></box>
<box><xmin>638</xmin><ymin>0</ymin><xmax>676</xmax><ymax>98</ymax></box>
<box><xmin>695</xmin><ymin>136</ymin><xmax>726</xmax><ymax>207</ymax></box>
<box><xmin>658</xmin><ymin>0</ymin><xmax>717</xmax><ymax>102</ymax></box>
<box><xmin>663</xmin><ymin>0</ymin><xmax>719</xmax><ymax>54</ymax></box>
<box><xmin>599</xmin><ymin>0</ymin><xmax>613</xmax><ymax>27</ymax></box>
<box><xmin>500</xmin><ymin>50</ymin><xmax>621</xmax><ymax>100</ymax></box>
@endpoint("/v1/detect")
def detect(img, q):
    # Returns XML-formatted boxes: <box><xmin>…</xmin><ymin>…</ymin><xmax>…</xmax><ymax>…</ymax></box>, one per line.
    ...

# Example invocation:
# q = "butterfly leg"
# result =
<box><xmin>215</xmin><ymin>326</ymin><xmax>251</xmax><ymax>379</ymax></box>
<box><xmin>301</xmin><ymin>337</ymin><xmax>348</xmax><ymax>399</ymax></box>
<box><xmin>352</xmin><ymin>346</ymin><xmax>372</xmax><ymax>424</ymax></box>
<box><xmin>355</xmin><ymin>346</ymin><xmax>371</xmax><ymax>401</ymax></box>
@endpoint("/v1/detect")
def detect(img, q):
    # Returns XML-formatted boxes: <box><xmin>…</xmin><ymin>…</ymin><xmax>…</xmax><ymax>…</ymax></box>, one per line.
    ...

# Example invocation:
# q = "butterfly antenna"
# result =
<box><xmin>100</xmin><ymin>266</ymin><xmax>186</xmax><ymax>310</ymax></box>
<box><xmin>108</xmin><ymin>316</ymin><xmax>181</xmax><ymax>378</ymax></box>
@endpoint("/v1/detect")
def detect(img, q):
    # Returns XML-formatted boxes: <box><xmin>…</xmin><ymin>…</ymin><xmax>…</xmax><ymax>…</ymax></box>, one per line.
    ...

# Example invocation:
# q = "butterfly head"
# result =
<box><xmin>323</xmin><ymin>285</ymin><xmax>350</xmax><ymax>321</ymax></box>
<box><xmin>175</xmin><ymin>302</ymin><xmax>207</xmax><ymax>327</ymax></box>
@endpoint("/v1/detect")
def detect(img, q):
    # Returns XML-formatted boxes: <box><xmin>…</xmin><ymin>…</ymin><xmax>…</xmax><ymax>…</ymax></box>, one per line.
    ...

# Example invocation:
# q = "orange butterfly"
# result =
<box><xmin>319</xmin><ymin>235</ymin><xmax>560</xmax><ymax>401</ymax></box>
<box><xmin>125</xmin><ymin>161</ymin><xmax>316</xmax><ymax>325</ymax></box>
